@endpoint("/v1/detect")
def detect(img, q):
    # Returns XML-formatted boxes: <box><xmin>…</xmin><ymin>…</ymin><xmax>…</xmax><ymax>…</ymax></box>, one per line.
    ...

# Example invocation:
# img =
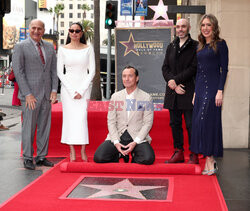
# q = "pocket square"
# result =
<box><xmin>137</xmin><ymin>105</ymin><xmax>144</xmax><ymax>111</ymax></box>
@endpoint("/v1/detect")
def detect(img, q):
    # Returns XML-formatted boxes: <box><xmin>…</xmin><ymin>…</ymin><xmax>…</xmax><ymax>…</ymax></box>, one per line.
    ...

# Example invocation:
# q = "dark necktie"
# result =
<box><xmin>36</xmin><ymin>42</ymin><xmax>45</xmax><ymax>64</ymax></box>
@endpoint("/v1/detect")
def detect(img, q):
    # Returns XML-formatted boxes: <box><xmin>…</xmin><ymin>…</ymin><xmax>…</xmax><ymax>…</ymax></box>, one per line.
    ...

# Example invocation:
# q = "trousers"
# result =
<box><xmin>94</xmin><ymin>139</ymin><xmax>155</xmax><ymax>165</ymax></box>
<box><xmin>169</xmin><ymin>101</ymin><xmax>193</xmax><ymax>150</ymax></box>
<box><xmin>21</xmin><ymin>97</ymin><xmax>51</xmax><ymax>161</ymax></box>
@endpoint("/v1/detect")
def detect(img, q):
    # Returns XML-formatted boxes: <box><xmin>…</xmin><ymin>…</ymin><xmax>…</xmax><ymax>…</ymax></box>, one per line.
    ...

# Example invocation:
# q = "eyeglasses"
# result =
<box><xmin>69</xmin><ymin>29</ymin><xmax>82</xmax><ymax>34</ymax></box>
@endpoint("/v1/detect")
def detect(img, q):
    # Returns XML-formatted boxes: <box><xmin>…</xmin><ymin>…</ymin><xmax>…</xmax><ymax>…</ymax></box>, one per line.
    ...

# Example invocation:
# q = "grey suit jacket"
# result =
<box><xmin>12</xmin><ymin>37</ymin><xmax>58</xmax><ymax>101</ymax></box>
<box><xmin>106</xmin><ymin>87</ymin><xmax>154</xmax><ymax>145</ymax></box>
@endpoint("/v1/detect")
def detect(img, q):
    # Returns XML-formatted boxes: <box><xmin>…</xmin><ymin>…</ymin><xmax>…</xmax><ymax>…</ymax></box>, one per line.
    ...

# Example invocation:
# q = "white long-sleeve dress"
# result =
<box><xmin>57</xmin><ymin>45</ymin><xmax>95</xmax><ymax>145</ymax></box>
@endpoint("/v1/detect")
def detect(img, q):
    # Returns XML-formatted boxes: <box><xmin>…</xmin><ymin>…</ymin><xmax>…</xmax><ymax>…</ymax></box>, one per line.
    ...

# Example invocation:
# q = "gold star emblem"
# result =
<box><xmin>120</xmin><ymin>33</ymin><xmax>140</xmax><ymax>56</ymax></box>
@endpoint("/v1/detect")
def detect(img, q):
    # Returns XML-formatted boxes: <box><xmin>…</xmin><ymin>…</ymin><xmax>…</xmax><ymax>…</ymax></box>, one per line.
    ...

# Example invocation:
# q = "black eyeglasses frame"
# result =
<box><xmin>68</xmin><ymin>29</ymin><xmax>82</xmax><ymax>34</ymax></box>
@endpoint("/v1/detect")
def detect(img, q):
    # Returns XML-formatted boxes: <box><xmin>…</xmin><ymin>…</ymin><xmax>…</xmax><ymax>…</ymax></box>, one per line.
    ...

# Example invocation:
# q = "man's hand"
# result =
<box><xmin>215</xmin><ymin>90</ymin><xmax>223</xmax><ymax>107</ymax></box>
<box><xmin>123</xmin><ymin>142</ymin><xmax>137</xmax><ymax>155</ymax></box>
<box><xmin>74</xmin><ymin>92</ymin><xmax>82</xmax><ymax>99</ymax></box>
<box><xmin>175</xmin><ymin>84</ymin><xmax>185</xmax><ymax>95</ymax></box>
<box><xmin>25</xmin><ymin>94</ymin><xmax>37</xmax><ymax>110</ymax></box>
<box><xmin>168</xmin><ymin>79</ymin><xmax>177</xmax><ymax>90</ymax></box>
<box><xmin>114</xmin><ymin>143</ymin><xmax>127</xmax><ymax>156</ymax></box>
<box><xmin>50</xmin><ymin>92</ymin><xmax>57</xmax><ymax>104</ymax></box>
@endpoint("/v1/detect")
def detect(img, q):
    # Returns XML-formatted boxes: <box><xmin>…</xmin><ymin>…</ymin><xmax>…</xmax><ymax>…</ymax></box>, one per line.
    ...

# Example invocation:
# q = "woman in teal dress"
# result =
<box><xmin>190</xmin><ymin>14</ymin><xmax>229</xmax><ymax>175</ymax></box>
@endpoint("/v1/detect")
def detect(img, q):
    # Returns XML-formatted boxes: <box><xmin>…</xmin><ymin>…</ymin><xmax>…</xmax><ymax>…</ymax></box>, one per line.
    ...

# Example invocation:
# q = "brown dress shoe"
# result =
<box><xmin>165</xmin><ymin>149</ymin><xmax>184</xmax><ymax>163</ymax></box>
<box><xmin>0</xmin><ymin>124</ymin><xmax>9</xmax><ymax>131</ymax></box>
<box><xmin>187</xmin><ymin>153</ymin><xmax>199</xmax><ymax>164</ymax></box>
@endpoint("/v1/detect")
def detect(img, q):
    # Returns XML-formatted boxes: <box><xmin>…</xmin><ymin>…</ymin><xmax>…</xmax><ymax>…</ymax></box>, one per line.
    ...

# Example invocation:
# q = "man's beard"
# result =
<box><xmin>178</xmin><ymin>32</ymin><xmax>188</xmax><ymax>39</ymax></box>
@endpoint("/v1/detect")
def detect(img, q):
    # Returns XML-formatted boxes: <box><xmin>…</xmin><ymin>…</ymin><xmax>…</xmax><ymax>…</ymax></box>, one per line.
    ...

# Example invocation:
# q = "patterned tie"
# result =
<box><xmin>36</xmin><ymin>42</ymin><xmax>45</xmax><ymax>64</ymax></box>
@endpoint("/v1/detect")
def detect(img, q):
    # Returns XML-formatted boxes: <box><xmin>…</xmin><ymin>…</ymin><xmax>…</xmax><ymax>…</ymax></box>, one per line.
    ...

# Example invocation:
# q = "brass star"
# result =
<box><xmin>120</xmin><ymin>33</ymin><xmax>139</xmax><ymax>56</ymax></box>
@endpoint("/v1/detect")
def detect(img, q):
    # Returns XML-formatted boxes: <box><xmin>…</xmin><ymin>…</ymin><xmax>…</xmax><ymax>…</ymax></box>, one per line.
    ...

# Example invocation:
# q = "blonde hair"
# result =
<box><xmin>197</xmin><ymin>14</ymin><xmax>222</xmax><ymax>52</ymax></box>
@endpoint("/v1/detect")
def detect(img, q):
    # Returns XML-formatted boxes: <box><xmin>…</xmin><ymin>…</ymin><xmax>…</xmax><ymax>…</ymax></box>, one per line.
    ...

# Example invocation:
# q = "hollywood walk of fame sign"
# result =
<box><xmin>115</xmin><ymin>27</ymin><xmax>174</xmax><ymax>103</ymax></box>
<box><xmin>65</xmin><ymin>176</ymin><xmax>173</xmax><ymax>201</ymax></box>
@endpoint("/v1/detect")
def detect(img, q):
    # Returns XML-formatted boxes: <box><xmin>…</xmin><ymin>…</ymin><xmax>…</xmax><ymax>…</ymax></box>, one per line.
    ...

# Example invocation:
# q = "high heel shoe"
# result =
<box><xmin>207</xmin><ymin>161</ymin><xmax>218</xmax><ymax>176</ymax></box>
<box><xmin>202</xmin><ymin>170</ymin><xmax>208</xmax><ymax>175</ymax></box>
<box><xmin>202</xmin><ymin>158</ymin><xmax>209</xmax><ymax>175</ymax></box>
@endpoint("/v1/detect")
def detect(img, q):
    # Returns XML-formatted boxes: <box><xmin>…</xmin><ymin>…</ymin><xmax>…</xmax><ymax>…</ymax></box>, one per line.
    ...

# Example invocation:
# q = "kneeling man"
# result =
<box><xmin>94</xmin><ymin>66</ymin><xmax>155</xmax><ymax>165</ymax></box>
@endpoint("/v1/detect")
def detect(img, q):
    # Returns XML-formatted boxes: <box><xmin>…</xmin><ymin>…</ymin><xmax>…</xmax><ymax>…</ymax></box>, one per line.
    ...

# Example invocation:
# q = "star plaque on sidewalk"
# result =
<box><xmin>66</xmin><ymin>176</ymin><xmax>173</xmax><ymax>201</ymax></box>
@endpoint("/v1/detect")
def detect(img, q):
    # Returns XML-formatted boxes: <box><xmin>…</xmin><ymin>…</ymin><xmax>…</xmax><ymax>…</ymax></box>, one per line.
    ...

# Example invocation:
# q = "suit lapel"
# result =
<box><xmin>27</xmin><ymin>38</ymin><xmax>41</xmax><ymax>65</ymax></box>
<box><xmin>121</xmin><ymin>90</ymin><xmax>128</xmax><ymax>123</ymax></box>
<box><xmin>172</xmin><ymin>42</ymin><xmax>178</xmax><ymax>75</ymax></box>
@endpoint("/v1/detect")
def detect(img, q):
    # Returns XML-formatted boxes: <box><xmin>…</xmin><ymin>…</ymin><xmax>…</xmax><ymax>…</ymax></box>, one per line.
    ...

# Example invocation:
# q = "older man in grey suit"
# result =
<box><xmin>13</xmin><ymin>19</ymin><xmax>58</xmax><ymax>170</ymax></box>
<box><xmin>94</xmin><ymin>66</ymin><xmax>155</xmax><ymax>165</ymax></box>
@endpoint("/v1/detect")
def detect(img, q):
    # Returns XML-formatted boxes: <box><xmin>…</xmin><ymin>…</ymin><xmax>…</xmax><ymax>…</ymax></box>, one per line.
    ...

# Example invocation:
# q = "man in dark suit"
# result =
<box><xmin>162</xmin><ymin>19</ymin><xmax>198</xmax><ymax>164</ymax></box>
<box><xmin>13</xmin><ymin>19</ymin><xmax>58</xmax><ymax>170</ymax></box>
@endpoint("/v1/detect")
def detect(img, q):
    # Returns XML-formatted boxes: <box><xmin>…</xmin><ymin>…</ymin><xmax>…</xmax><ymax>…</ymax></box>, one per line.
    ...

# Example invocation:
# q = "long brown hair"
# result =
<box><xmin>197</xmin><ymin>14</ymin><xmax>222</xmax><ymax>52</ymax></box>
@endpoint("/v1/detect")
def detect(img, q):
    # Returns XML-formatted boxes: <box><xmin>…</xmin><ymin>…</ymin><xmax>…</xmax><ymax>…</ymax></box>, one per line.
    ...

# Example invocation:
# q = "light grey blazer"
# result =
<box><xmin>106</xmin><ymin>87</ymin><xmax>154</xmax><ymax>144</ymax></box>
<box><xmin>12</xmin><ymin>37</ymin><xmax>58</xmax><ymax>101</ymax></box>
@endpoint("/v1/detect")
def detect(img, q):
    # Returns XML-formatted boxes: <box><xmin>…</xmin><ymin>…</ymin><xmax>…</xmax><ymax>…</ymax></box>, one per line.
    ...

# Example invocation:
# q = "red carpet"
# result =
<box><xmin>33</xmin><ymin>102</ymin><xmax>190</xmax><ymax>159</ymax></box>
<box><xmin>60</xmin><ymin>162</ymin><xmax>201</xmax><ymax>175</ymax></box>
<box><xmin>0</xmin><ymin>159</ymin><xmax>228</xmax><ymax>211</ymax></box>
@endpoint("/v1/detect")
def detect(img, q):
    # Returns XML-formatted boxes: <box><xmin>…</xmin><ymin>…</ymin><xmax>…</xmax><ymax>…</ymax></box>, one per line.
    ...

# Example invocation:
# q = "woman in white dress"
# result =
<box><xmin>57</xmin><ymin>22</ymin><xmax>95</xmax><ymax>162</ymax></box>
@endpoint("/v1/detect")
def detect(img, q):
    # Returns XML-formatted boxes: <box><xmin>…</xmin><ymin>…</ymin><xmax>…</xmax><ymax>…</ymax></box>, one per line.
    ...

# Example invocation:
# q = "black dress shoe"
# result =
<box><xmin>120</xmin><ymin>154</ymin><xmax>129</xmax><ymax>163</ymax></box>
<box><xmin>36</xmin><ymin>158</ymin><xmax>54</xmax><ymax>167</ymax></box>
<box><xmin>123</xmin><ymin>155</ymin><xmax>129</xmax><ymax>163</ymax></box>
<box><xmin>24</xmin><ymin>160</ymin><xmax>35</xmax><ymax>170</ymax></box>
